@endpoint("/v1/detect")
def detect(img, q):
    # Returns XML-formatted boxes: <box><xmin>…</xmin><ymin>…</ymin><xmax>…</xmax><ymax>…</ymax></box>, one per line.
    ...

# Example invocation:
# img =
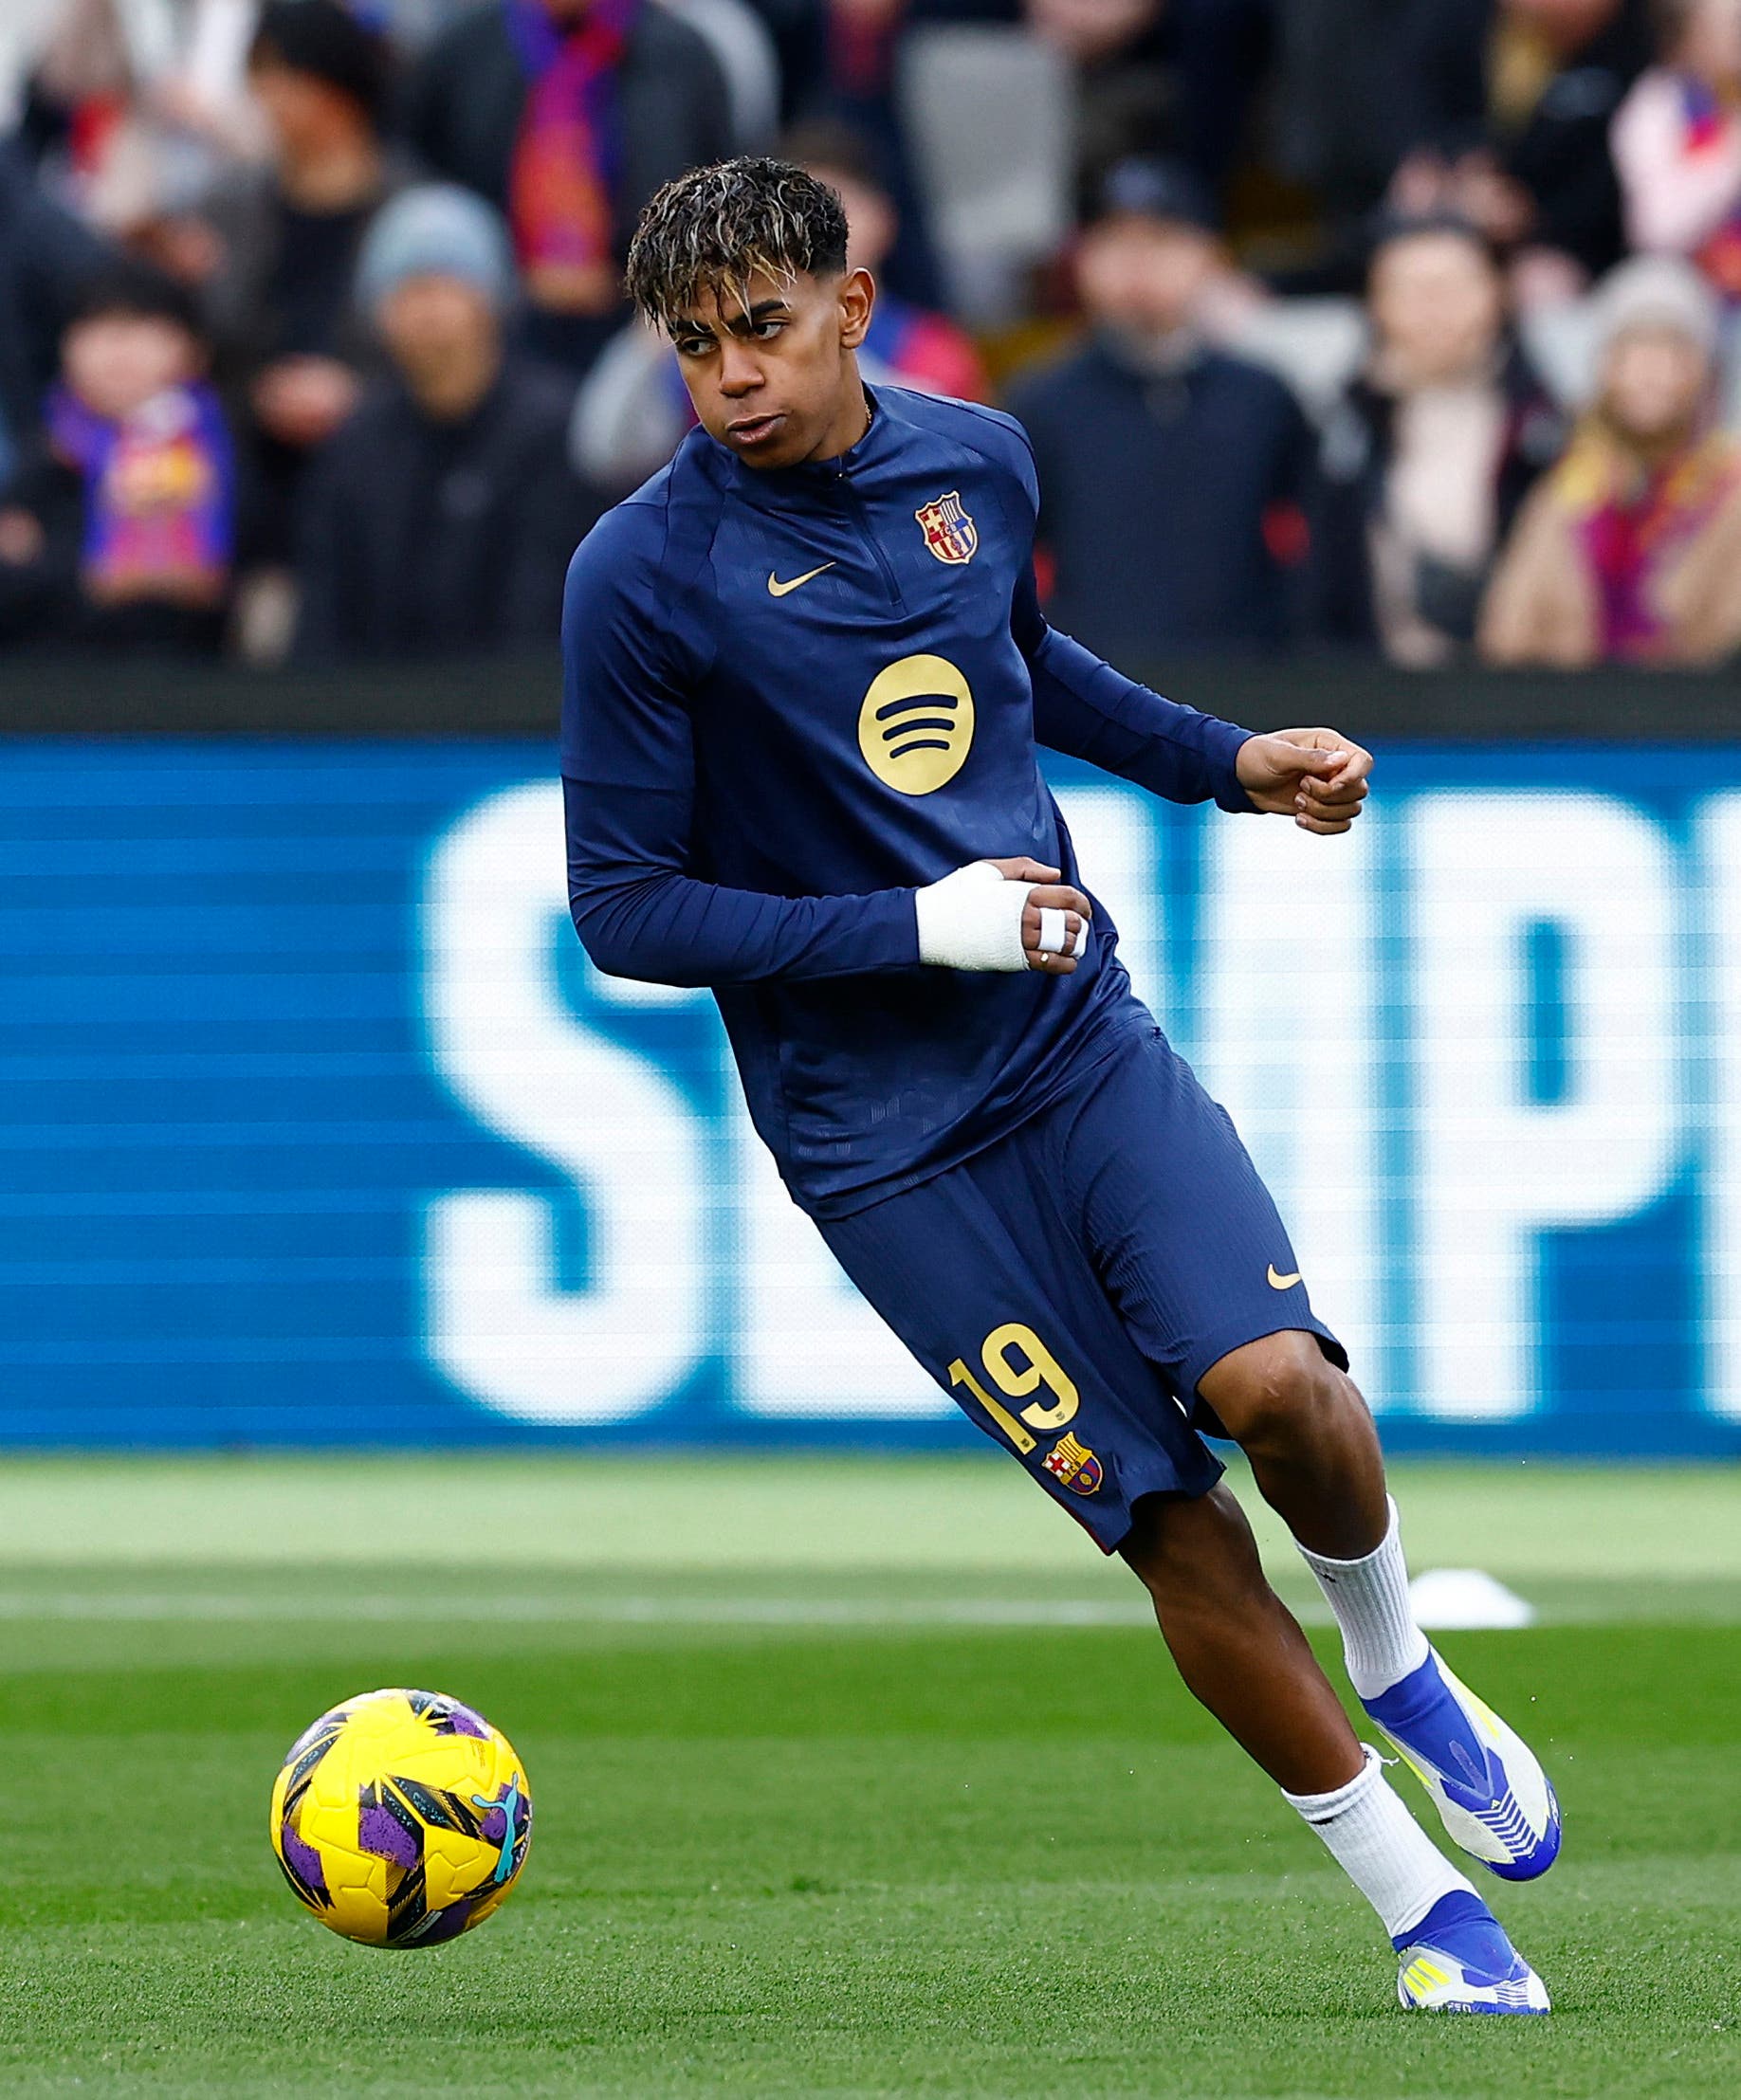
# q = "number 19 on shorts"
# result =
<box><xmin>946</xmin><ymin>1322</ymin><xmax>1079</xmax><ymax>1453</ymax></box>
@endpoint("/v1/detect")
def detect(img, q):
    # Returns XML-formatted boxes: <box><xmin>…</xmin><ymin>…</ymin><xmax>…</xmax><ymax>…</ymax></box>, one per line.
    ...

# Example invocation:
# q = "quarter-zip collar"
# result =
<box><xmin>716</xmin><ymin>384</ymin><xmax>891</xmax><ymax>506</ymax></box>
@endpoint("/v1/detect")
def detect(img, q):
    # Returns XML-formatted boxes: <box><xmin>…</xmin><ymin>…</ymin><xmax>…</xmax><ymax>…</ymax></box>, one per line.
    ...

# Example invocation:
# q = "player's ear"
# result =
<box><xmin>838</xmin><ymin>267</ymin><xmax>874</xmax><ymax>350</ymax></box>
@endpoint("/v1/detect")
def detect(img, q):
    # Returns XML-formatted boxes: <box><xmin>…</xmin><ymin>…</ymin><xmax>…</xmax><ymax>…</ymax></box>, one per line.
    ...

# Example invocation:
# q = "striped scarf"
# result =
<box><xmin>1561</xmin><ymin>429</ymin><xmax>1741</xmax><ymax>659</ymax></box>
<box><xmin>48</xmin><ymin>380</ymin><xmax>234</xmax><ymax>600</ymax></box>
<box><xmin>504</xmin><ymin>0</ymin><xmax>639</xmax><ymax>281</ymax></box>
<box><xmin>1680</xmin><ymin>77</ymin><xmax>1741</xmax><ymax>299</ymax></box>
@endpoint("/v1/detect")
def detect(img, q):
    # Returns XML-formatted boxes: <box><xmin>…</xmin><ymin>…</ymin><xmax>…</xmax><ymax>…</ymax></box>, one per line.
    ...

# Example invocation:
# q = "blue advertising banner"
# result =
<box><xmin>2</xmin><ymin>738</ymin><xmax>1737</xmax><ymax>1454</ymax></box>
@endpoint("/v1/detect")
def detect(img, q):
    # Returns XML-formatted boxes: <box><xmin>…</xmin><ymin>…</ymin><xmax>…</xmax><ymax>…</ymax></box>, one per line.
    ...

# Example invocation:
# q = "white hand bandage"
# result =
<box><xmin>913</xmin><ymin>861</ymin><xmax>1030</xmax><ymax>971</ymax></box>
<box><xmin>913</xmin><ymin>861</ymin><xmax>1089</xmax><ymax>972</ymax></box>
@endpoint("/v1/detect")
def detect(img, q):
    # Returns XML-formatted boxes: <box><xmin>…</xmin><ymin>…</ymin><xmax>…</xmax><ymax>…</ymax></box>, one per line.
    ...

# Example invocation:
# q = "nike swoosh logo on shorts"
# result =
<box><xmin>768</xmin><ymin>561</ymin><xmax>836</xmax><ymax>597</ymax></box>
<box><xmin>1267</xmin><ymin>1264</ymin><xmax>1303</xmax><ymax>1289</ymax></box>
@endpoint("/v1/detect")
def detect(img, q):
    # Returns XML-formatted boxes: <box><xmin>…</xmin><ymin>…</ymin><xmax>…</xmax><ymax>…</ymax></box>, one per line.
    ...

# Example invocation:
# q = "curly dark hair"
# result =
<box><xmin>625</xmin><ymin>156</ymin><xmax>850</xmax><ymax>334</ymax></box>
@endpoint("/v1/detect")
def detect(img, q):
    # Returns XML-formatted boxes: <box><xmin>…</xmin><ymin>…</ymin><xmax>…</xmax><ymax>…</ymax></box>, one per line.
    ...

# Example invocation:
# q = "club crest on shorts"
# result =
<box><xmin>1041</xmin><ymin>1432</ymin><xmax>1102</xmax><ymax>1495</ymax></box>
<box><xmin>914</xmin><ymin>491</ymin><xmax>978</xmax><ymax>566</ymax></box>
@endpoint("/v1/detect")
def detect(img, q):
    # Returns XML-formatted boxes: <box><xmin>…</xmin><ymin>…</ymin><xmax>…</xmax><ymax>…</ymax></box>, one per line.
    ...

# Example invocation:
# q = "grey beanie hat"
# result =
<box><xmin>1591</xmin><ymin>254</ymin><xmax>1720</xmax><ymax>360</ymax></box>
<box><xmin>357</xmin><ymin>184</ymin><xmax>517</xmax><ymax>314</ymax></box>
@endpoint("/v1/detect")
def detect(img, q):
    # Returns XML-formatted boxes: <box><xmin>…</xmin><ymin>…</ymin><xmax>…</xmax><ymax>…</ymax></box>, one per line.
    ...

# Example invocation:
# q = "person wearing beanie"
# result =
<box><xmin>1481</xmin><ymin>253</ymin><xmax>1741</xmax><ymax>664</ymax></box>
<box><xmin>1002</xmin><ymin>155</ymin><xmax>1316</xmax><ymax>659</ymax></box>
<box><xmin>403</xmin><ymin>0</ymin><xmax>733</xmax><ymax>375</ymax></box>
<box><xmin>292</xmin><ymin>183</ymin><xmax>595</xmax><ymax>663</ymax></box>
<box><xmin>192</xmin><ymin>0</ymin><xmax>410</xmax><ymax>569</ymax></box>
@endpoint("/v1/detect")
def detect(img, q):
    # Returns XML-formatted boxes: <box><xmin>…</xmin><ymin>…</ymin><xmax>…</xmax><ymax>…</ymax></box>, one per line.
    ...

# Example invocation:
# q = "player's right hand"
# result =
<box><xmin>986</xmin><ymin>858</ymin><xmax>1092</xmax><ymax>976</ymax></box>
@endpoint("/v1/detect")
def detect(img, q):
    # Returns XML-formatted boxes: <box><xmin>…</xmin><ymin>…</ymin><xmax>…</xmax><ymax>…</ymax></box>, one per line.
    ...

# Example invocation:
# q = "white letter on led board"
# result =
<box><xmin>421</xmin><ymin>782</ymin><xmax>706</xmax><ymax>1422</ymax></box>
<box><xmin>1196</xmin><ymin>806</ymin><xmax>1384</xmax><ymax>1386</ymax></box>
<box><xmin>1410</xmin><ymin>792</ymin><xmax>1677</xmax><ymax>1420</ymax></box>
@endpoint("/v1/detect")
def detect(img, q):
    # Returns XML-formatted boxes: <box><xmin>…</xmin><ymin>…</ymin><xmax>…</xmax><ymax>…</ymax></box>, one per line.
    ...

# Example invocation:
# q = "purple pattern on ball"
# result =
<box><xmin>280</xmin><ymin>1823</ymin><xmax>329</xmax><ymax>1904</ymax></box>
<box><xmin>480</xmin><ymin>1805</ymin><xmax>507</xmax><ymax>1845</ymax></box>
<box><xmin>358</xmin><ymin>1803</ymin><xmax>419</xmax><ymax>1870</ymax></box>
<box><xmin>440</xmin><ymin>1700</ymin><xmax>491</xmax><ymax>1740</ymax></box>
<box><xmin>416</xmin><ymin>1898</ymin><xmax>474</xmax><ymax>1945</ymax></box>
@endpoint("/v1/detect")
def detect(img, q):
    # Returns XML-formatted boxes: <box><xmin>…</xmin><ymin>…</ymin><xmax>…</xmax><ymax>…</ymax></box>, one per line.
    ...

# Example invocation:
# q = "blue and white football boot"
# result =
<box><xmin>1364</xmin><ymin>1646</ymin><xmax>1562</xmax><ymax>1881</ymax></box>
<box><xmin>1394</xmin><ymin>1891</ymin><xmax>1551</xmax><ymax>2015</ymax></box>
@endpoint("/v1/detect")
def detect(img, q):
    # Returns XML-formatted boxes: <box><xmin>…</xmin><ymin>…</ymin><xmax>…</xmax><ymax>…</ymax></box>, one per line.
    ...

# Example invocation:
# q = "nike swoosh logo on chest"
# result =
<box><xmin>767</xmin><ymin>561</ymin><xmax>837</xmax><ymax>597</ymax></box>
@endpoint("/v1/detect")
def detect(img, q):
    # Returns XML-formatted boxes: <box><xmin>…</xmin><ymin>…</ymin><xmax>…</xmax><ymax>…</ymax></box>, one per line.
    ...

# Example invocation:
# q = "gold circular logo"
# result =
<box><xmin>856</xmin><ymin>653</ymin><xmax>975</xmax><ymax>795</ymax></box>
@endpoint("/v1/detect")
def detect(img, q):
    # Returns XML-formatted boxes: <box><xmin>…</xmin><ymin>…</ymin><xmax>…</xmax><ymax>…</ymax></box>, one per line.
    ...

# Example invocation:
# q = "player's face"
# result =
<box><xmin>668</xmin><ymin>266</ymin><xmax>874</xmax><ymax>469</ymax></box>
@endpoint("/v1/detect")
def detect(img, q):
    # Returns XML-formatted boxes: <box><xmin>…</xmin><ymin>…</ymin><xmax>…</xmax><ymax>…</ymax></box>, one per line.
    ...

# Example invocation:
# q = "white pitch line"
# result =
<box><xmin>0</xmin><ymin>1591</ymin><xmax>1153</xmax><ymax>1628</ymax></box>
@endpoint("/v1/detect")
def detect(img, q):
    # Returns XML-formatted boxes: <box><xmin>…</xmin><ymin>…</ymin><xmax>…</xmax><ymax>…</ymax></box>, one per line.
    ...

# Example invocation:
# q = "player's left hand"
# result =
<box><xmin>1236</xmin><ymin>727</ymin><xmax>1373</xmax><ymax>834</ymax></box>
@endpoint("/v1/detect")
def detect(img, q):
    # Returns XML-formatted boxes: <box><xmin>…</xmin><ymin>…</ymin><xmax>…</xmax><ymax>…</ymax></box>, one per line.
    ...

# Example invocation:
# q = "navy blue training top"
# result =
<box><xmin>560</xmin><ymin>382</ymin><xmax>1253</xmax><ymax>1217</ymax></box>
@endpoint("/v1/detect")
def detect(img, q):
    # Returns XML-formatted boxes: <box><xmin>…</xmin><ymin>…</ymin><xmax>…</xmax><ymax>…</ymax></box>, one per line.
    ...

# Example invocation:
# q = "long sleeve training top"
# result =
<box><xmin>561</xmin><ymin>383</ymin><xmax>1253</xmax><ymax>1215</ymax></box>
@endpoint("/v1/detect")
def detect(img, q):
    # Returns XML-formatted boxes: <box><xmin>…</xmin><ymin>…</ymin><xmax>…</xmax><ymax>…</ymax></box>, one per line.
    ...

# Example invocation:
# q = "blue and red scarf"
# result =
<box><xmin>48</xmin><ymin>381</ymin><xmax>234</xmax><ymax>598</ymax></box>
<box><xmin>504</xmin><ymin>0</ymin><xmax>639</xmax><ymax>278</ymax></box>
<box><xmin>1680</xmin><ymin>76</ymin><xmax>1741</xmax><ymax>299</ymax></box>
<box><xmin>1559</xmin><ymin>428</ymin><xmax>1741</xmax><ymax>660</ymax></box>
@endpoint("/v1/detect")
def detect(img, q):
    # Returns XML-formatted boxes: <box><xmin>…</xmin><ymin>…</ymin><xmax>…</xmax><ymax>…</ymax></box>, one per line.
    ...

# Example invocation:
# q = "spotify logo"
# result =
<box><xmin>856</xmin><ymin>653</ymin><xmax>975</xmax><ymax>795</ymax></box>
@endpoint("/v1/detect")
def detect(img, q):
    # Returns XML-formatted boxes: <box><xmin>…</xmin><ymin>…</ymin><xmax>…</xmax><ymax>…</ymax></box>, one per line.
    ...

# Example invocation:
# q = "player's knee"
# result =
<box><xmin>1200</xmin><ymin>1330</ymin><xmax>1361</xmax><ymax>1456</ymax></box>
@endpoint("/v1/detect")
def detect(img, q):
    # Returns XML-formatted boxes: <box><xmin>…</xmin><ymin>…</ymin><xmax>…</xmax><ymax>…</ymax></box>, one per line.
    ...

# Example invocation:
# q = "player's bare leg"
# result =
<box><xmin>1118</xmin><ymin>1483</ymin><xmax>1361</xmax><ymax>1794</ymax></box>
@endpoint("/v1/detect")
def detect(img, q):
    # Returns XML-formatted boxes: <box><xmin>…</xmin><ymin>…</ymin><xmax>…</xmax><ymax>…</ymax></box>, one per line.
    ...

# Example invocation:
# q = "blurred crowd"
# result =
<box><xmin>5</xmin><ymin>0</ymin><xmax>1741</xmax><ymax>671</ymax></box>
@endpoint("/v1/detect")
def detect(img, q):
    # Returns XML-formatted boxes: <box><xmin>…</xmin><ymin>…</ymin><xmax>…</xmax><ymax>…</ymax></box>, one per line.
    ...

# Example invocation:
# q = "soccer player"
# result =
<box><xmin>561</xmin><ymin>157</ymin><xmax>1560</xmax><ymax>2016</ymax></box>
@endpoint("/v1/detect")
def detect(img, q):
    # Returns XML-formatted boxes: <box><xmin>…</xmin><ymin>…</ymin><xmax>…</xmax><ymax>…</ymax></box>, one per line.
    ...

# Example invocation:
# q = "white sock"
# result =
<box><xmin>1296</xmin><ymin>1495</ymin><xmax>1431</xmax><ymax>1699</ymax></box>
<box><xmin>1284</xmin><ymin>1745</ymin><xmax>1475</xmax><ymax>1943</ymax></box>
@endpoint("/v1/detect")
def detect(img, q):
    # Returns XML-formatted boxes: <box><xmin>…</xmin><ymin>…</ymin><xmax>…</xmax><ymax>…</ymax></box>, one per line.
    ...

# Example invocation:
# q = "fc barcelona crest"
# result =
<box><xmin>1042</xmin><ymin>1432</ymin><xmax>1103</xmax><ymax>1496</ymax></box>
<box><xmin>915</xmin><ymin>490</ymin><xmax>978</xmax><ymax>565</ymax></box>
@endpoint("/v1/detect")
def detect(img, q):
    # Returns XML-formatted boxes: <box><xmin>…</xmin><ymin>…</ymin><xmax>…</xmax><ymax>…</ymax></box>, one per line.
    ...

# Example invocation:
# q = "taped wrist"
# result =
<box><xmin>913</xmin><ymin>861</ymin><xmax>1030</xmax><ymax>971</ymax></box>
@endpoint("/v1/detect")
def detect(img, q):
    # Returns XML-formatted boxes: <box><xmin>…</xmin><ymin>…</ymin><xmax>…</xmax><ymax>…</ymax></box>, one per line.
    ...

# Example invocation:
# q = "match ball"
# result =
<box><xmin>269</xmin><ymin>1687</ymin><xmax>531</xmax><ymax>1947</ymax></box>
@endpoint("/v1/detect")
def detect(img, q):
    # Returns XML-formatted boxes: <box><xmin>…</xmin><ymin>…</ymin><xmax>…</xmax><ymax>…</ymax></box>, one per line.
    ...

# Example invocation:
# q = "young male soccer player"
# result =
<box><xmin>560</xmin><ymin>158</ymin><xmax>1561</xmax><ymax>2015</ymax></box>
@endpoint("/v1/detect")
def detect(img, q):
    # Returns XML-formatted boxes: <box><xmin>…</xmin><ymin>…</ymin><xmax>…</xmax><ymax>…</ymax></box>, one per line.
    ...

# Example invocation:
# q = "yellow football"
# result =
<box><xmin>269</xmin><ymin>1687</ymin><xmax>530</xmax><ymax>1947</ymax></box>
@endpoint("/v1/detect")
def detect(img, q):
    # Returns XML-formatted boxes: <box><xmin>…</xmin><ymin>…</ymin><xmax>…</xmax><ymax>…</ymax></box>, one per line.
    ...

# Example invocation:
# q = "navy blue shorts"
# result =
<box><xmin>817</xmin><ymin>1024</ymin><xmax>1346</xmax><ymax>1553</ymax></box>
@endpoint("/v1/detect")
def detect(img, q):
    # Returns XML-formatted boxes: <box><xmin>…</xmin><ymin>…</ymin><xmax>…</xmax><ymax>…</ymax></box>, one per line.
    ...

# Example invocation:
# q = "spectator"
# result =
<box><xmin>1026</xmin><ymin>0</ymin><xmax>1175</xmax><ymax>179</ymax></box>
<box><xmin>403</xmin><ymin>0</ymin><xmax>733</xmax><ymax>373</ymax></box>
<box><xmin>0</xmin><ymin>261</ymin><xmax>238</xmax><ymax>652</ymax></box>
<box><xmin>1481</xmin><ymin>253</ymin><xmax>1741</xmax><ymax>662</ymax></box>
<box><xmin>1</xmin><ymin>0</ymin><xmax>71</xmax><ymax>137</ymax></box>
<box><xmin>0</xmin><ymin>137</ymin><xmax>111</xmax><ymax>486</ymax></box>
<box><xmin>294</xmin><ymin>184</ymin><xmax>594</xmax><ymax>662</ymax></box>
<box><xmin>1268</xmin><ymin>0</ymin><xmax>1430</xmax><ymax>233</ymax></box>
<box><xmin>1612</xmin><ymin>0</ymin><xmax>1741</xmax><ymax>300</ymax></box>
<box><xmin>27</xmin><ymin>0</ymin><xmax>268</xmax><ymax>236</ymax></box>
<box><xmin>194</xmin><ymin>0</ymin><xmax>402</xmax><ymax>552</ymax></box>
<box><xmin>1026</xmin><ymin>0</ymin><xmax>1274</xmax><ymax>199</ymax></box>
<box><xmin>1313</xmin><ymin>213</ymin><xmax>1565</xmax><ymax>664</ymax></box>
<box><xmin>1003</xmin><ymin>156</ymin><xmax>1316</xmax><ymax>658</ymax></box>
<box><xmin>1392</xmin><ymin>0</ymin><xmax>1650</xmax><ymax>307</ymax></box>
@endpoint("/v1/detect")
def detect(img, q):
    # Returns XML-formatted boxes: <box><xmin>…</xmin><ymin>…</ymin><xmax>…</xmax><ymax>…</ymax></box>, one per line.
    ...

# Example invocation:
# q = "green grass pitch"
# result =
<box><xmin>0</xmin><ymin>1455</ymin><xmax>1735</xmax><ymax>2097</ymax></box>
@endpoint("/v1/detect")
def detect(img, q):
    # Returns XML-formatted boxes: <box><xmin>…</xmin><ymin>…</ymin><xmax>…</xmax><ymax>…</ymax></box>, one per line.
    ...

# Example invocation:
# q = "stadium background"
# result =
<box><xmin>9</xmin><ymin>705</ymin><xmax>1741</xmax><ymax>1456</ymax></box>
